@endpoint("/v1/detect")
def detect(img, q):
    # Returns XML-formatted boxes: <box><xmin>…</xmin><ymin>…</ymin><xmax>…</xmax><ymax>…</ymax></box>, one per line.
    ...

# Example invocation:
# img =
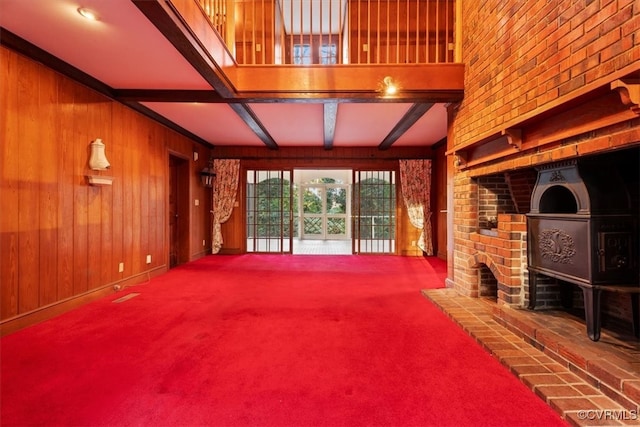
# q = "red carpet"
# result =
<box><xmin>1</xmin><ymin>255</ymin><xmax>566</xmax><ymax>426</ymax></box>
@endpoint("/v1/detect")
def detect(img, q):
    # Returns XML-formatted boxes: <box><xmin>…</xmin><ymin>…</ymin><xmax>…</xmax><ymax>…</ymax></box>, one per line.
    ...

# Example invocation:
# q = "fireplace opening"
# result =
<box><xmin>539</xmin><ymin>186</ymin><xmax>577</xmax><ymax>214</ymax></box>
<box><xmin>479</xmin><ymin>264</ymin><xmax>498</xmax><ymax>301</ymax></box>
<box><xmin>476</xmin><ymin>174</ymin><xmax>517</xmax><ymax>233</ymax></box>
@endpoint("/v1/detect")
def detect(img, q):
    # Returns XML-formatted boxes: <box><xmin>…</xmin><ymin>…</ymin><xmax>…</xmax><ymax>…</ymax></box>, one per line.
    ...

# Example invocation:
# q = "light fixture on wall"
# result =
<box><xmin>77</xmin><ymin>7</ymin><xmax>98</xmax><ymax>21</ymax></box>
<box><xmin>200</xmin><ymin>157</ymin><xmax>216</xmax><ymax>187</ymax></box>
<box><xmin>382</xmin><ymin>76</ymin><xmax>398</xmax><ymax>96</ymax></box>
<box><xmin>87</xmin><ymin>138</ymin><xmax>114</xmax><ymax>186</ymax></box>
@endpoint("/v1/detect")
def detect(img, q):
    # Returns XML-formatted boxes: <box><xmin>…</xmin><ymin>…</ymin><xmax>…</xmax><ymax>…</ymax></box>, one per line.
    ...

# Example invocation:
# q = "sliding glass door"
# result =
<box><xmin>352</xmin><ymin>170</ymin><xmax>396</xmax><ymax>254</ymax></box>
<box><xmin>246</xmin><ymin>170</ymin><xmax>293</xmax><ymax>253</ymax></box>
<box><xmin>246</xmin><ymin>169</ymin><xmax>395</xmax><ymax>255</ymax></box>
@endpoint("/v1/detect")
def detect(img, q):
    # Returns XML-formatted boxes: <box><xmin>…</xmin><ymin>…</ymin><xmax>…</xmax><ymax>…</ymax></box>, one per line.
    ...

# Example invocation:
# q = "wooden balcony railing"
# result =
<box><xmin>196</xmin><ymin>0</ymin><xmax>456</xmax><ymax>65</ymax></box>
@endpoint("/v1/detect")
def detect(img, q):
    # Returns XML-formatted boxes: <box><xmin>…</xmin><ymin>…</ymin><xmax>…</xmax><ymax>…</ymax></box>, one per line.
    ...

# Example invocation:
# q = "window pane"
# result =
<box><xmin>293</xmin><ymin>44</ymin><xmax>311</xmax><ymax>65</ymax></box>
<box><xmin>320</xmin><ymin>44</ymin><xmax>337</xmax><ymax>65</ymax></box>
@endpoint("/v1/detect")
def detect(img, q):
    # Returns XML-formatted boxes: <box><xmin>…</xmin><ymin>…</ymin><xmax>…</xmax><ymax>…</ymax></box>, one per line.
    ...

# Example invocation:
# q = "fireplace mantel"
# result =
<box><xmin>447</xmin><ymin>67</ymin><xmax>640</xmax><ymax>174</ymax></box>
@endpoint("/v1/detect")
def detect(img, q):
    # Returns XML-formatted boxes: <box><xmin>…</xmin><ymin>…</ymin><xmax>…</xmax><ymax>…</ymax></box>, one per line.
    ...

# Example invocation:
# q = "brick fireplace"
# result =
<box><xmin>444</xmin><ymin>0</ymin><xmax>640</xmax><ymax>341</ymax></box>
<box><xmin>449</xmin><ymin>144</ymin><xmax>640</xmax><ymax>337</ymax></box>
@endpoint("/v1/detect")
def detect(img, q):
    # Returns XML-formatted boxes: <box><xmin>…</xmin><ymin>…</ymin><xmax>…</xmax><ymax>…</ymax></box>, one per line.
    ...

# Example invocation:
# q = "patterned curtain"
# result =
<box><xmin>399</xmin><ymin>159</ymin><xmax>433</xmax><ymax>255</ymax></box>
<box><xmin>212</xmin><ymin>159</ymin><xmax>240</xmax><ymax>254</ymax></box>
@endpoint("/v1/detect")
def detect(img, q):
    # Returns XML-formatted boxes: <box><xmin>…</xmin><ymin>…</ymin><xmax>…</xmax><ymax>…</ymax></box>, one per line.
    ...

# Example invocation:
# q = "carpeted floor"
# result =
<box><xmin>1</xmin><ymin>255</ymin><xmax>566</xmax><ymax>426</ymax></box>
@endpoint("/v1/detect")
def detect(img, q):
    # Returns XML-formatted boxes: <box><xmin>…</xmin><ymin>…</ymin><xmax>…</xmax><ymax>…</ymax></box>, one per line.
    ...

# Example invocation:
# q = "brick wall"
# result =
<box><xmin>464</xmin><ymin>214</ymin><xmax>527</xmax><ymax>305</ymax></box>
<box><xmin>449</xmin><ymin>1</ymin><xmax>640</xmax><ymax>331</ymax></box>
<box><xmin>477</xmin><ymin>174</ymin><xmax>517</xmax><ymax>229</ymax></box>
<box><xmin>505</xmin><ymin>169</ymin><xmax>537</xmax><ymax>214</ymax></box>
<box><xmin>455</xmin><ymin>0</ymin><xmax>640</xmax><ymax>148</ymax></box>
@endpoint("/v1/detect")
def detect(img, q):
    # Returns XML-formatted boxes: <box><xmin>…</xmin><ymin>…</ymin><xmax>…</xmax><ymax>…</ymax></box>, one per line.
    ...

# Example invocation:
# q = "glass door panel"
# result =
<box><xmin>302</xmin><ymin>186</ymin><xmax>324</xmax><ymax>238</ymax></box>
<box><xmin>352</xmin><ymin>170</ymin><xmax>396</xmax><ymax>254</ymax></box>
<box><xmin>325</xmin><ymin>185</ymin><xmax>348</xmax><ymax>239</ymax></box>
<box><xmin>246</xmin><ymin>169</ymin><xmax>292</xmax><ymax>253</ymax></box>
<box><xmin>300</xmin><ymin>184</ymin><xmax>350</xmax><ymax>240</ymax></box>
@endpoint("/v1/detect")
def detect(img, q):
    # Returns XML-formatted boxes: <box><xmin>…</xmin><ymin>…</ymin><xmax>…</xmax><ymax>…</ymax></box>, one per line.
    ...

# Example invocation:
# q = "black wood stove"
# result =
<box><xmin>527</xmin><ymin>159</ymin><xmax>639</xmax><ymax>341</ymax></box>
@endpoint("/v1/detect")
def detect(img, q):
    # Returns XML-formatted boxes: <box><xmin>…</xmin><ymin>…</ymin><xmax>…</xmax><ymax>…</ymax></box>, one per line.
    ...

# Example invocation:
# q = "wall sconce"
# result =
<box><xmin>200</xmin><ymin>157</ymin><xmax>216</xmax><ymax>188</ymax></box>
<box><xmin>87</xmin><ymin>138</ymin><xmax>114</xmax><ymax>186</ymax></box>
<box><xmin>382</xmin><ymin>76</ymin><xmax>398</xmax><ymax>96</ymax></box>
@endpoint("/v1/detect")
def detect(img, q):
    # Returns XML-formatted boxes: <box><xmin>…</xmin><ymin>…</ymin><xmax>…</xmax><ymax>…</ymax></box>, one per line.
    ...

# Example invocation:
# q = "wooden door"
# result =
<box><xmin>169</xmin><ymin>155</ymin><xmax>189</xmax><ymax>268</ymax></box>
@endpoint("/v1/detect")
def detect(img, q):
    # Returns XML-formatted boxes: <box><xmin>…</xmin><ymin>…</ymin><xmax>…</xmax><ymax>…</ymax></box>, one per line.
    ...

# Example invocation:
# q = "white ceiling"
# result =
<box><xmin>0</xmin><ymin>0</ymin><xmax>451</xmax><ymax>150</ymax></box>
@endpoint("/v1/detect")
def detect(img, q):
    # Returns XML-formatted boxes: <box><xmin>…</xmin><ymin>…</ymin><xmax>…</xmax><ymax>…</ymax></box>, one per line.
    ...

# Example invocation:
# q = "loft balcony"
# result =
<box><xmin>197</xmin><ymin>0</ymin><xmax>457</xmax><ymax>65</ymax></box>
<box><xmin>135</xmin><ymin>0</ymin><xmax>463</xmax><ymax>103</ymax></box>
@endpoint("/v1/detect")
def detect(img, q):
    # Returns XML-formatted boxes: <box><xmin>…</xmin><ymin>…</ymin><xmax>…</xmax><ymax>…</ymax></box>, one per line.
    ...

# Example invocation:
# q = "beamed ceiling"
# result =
<box><xmin>0</xmin><ymin>0</ymin><xmax>464</xmax><ymax>151</ymax></box>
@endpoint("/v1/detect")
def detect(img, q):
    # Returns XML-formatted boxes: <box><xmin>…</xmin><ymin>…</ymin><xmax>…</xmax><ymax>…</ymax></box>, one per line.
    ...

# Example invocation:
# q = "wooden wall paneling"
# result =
<box><xmin>205</xmin><ymin>153</ymin><xmax>213</xmax><ymax>254</ymax></box>
<box><xmin>139</xmin><ymin>126</ymin><xmax>151</xmax><ymax>273</ymax></box>
<box><xmin>1</xmin><ymin>47</ymin><xmax>209</xmax><ymax>328</ymax></box>
<box><xmin>86</xmin><ymin>95</ymin><xmax>108</xmax><ymax>291</ymax></box>
<box><xmin>433</xmin><ymin>143</ymin><xmax>447</xmax><ymax>260</ymax></box>
<box><xmin>195</xmin><ymin>148</ymin><xmax>207</xmax><ymax>258</ymax></box>
<box><xmin>86</xmin><ymin>103</ymin><xmax>99</xmax><ymax>291</ymax></box>
<box><xmin>131</xmin><ymin>117</ymin><xmax>143</xmax><ymax>275</ymax></box>
<box><xmin>17</xmin><ymin>54</ymin><xmax>41</xmax><ymax>313</ymax></box>
<box><xmin>72</xmin><ymin>84</ymin><xmax>89</xmax><ymax>296</ymax></box>
<box><xmin>191</xmin><ymin>142</ymin><xmax>212</xmax><ymax>259</ymax></box>
<box><xmin>149</xmin><ymin>127</ymin><xmax>161</xmax><ymax>265</ymax></box>
<box><xmin>191</xmin><ymin>149</ymin><xmax>205</xmax><ymax>259</ymax></box>
<box><xmin>57</xmin><ymin>75</ymin><xmax>75</xmax><ymax>301</ymax></box>
<box><xmin>111</xmin><ymin>104</ymin><xmax>125</xmax><ymax>284</ymax></box>
<box><xmin>38</xmin><ymin>63</ymin><xmax>59</xmax><ymax>306</ymax></box>
<box><xmin>121</xmin><ymin>109</ymin><xmax>134</xmax><ymax>280</ymax></box>
<box><xmin>97</xmin><ymin>100</ymin><xmax>114</xmax><ymax>288</ymax></box>
<box><xmin>0</xmin><ymin>49</ymin><xmax>20</xmax><ymax>319</ymax></box>
<box><xmin>147</xmin><ymin>126</ymin><xmax>160</xmax><ymax>269</ymax></box>
<box><xmin>204</xmin><ymin>185</ymin><xmax>213</xmax><ymax>254</ymax></box>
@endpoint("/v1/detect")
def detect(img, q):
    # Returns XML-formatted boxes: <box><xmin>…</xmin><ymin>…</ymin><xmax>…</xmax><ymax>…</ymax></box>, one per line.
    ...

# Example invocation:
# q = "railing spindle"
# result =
<box><xmin>435</xmin><ymin>0</ymin><xmax>440</xmax><ymax>63</ymax></box>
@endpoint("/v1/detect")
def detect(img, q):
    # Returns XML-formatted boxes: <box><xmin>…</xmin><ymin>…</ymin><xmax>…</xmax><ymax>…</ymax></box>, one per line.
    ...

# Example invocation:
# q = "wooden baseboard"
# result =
<box><xmin>0</xmin><ymin>265</ymin><xmax>167</xmax><ymax>337</ymax></box>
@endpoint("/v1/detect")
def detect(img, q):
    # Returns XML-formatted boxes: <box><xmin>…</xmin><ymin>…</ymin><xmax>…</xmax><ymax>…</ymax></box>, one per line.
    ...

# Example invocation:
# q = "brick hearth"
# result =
<box><xmin>423</xmin><ymin>289</ymin><xmax>640</xmax><ymax>426</ymax></box>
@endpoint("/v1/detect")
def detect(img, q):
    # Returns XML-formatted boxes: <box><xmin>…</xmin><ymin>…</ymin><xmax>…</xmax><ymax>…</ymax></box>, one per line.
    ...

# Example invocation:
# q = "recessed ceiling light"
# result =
<box><xmin>77</xmin><ymin>7</ymin><xmax>98</xmax><ymax>21</ymax></box>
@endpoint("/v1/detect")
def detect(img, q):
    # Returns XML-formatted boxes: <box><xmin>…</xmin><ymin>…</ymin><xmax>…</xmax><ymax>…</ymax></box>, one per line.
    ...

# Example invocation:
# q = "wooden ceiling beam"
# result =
<box><xmin>378</xmin><ymin>103</ymin><xmax>435</xmax><ymax>150</ymax></box>
<box><xmin>323</xmin><ymin>102</ymin><xmax>339</xmax><ymax>150</ymax></box>
<box><xmin>114</xmin><ymin>89</ymin><xmax>461</xmax><ymax>104</ymax></box>
<box><xmin>230</xmin><ymin>104</ymin><xmax>279</xmax><ymax>150</ymax></box>
<box><xmin>132</xmin><ymin>0</ymin><xmax>236</xmax><ymax>98</ymax></box>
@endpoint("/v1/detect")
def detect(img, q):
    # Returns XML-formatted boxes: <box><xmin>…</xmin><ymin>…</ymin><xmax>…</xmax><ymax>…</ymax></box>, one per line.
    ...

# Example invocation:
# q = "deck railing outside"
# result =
<box><xmin>196</xmin><ymin>0</ymin><xmax>456</xmax><ymax>65</ymax></box>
